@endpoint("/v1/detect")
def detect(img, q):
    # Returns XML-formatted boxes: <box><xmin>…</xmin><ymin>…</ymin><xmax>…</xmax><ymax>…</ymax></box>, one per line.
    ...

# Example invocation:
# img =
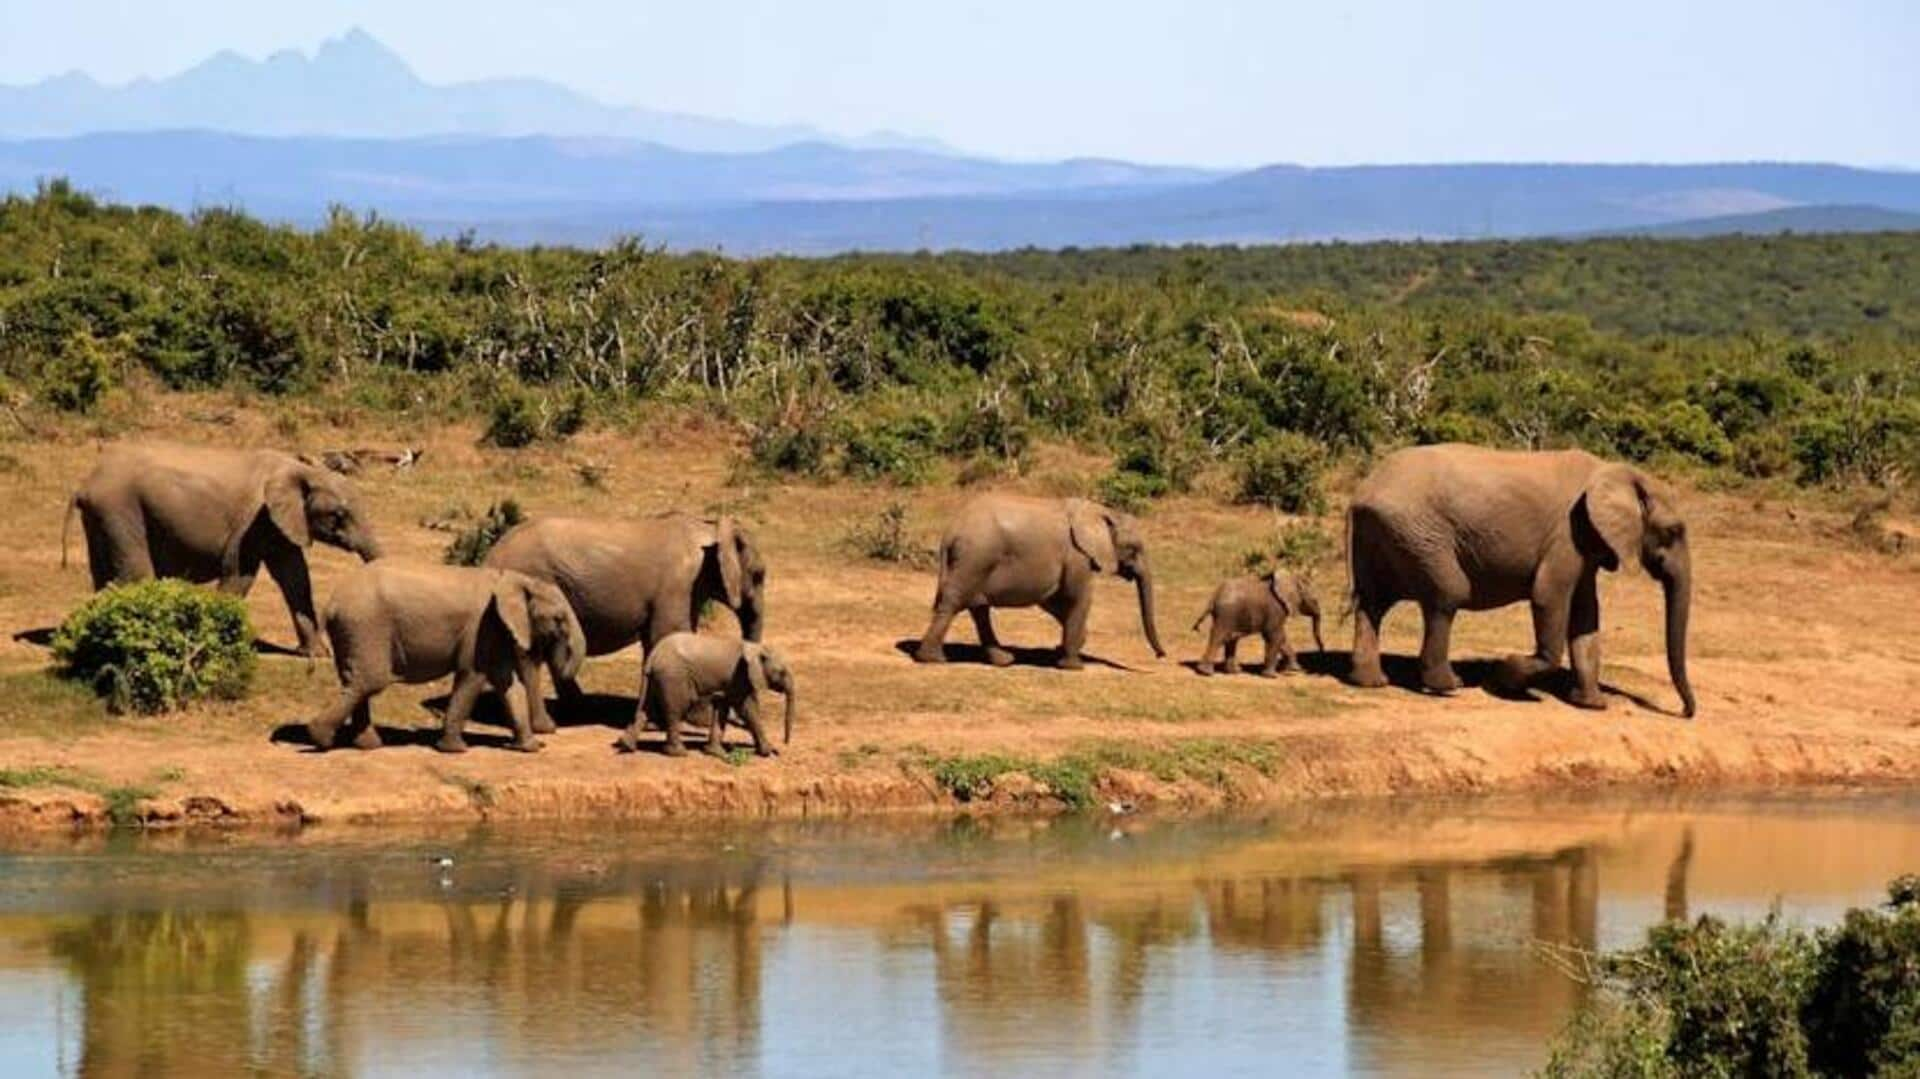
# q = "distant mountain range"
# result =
<box><xmin>3</xmin><ymin>31</ymin><xmax>1918</xmax><ymax>252</ymax></box>
<box><xmin>0</xmin><ymin>28</ymin><xmax>948</xmax><ymax>155</ymax></box>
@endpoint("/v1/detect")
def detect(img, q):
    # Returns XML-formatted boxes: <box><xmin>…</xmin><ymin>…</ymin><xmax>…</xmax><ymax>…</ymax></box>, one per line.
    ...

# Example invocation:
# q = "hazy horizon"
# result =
<box><xmin>2</xmin><ymin>1</ymin><xmax>1915</xmax><ymax>169</ymax></box>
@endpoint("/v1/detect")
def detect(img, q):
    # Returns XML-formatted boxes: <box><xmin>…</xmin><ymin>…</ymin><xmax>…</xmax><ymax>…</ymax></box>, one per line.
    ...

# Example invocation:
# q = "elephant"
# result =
<box><xmin>305</xmin><ymin>562</ymin><xmax>586</xmax><ymax>753</ymax></box>
<box><xmin>1346</xmin><ymin>444</ymin><xmax>1695</xmax><ymax>717</ymax></box>
<box><xmin>483</xmin><ymin>512</ymin><xmax>766</xmax><ymax>730</ymax></box>
<box><xmin>622</xmin><ymin>632</ymin><xmax>795</xmax><ymax>758</ymax></box>
<box><xmin>913</xmin><ymin>495</ymin><xmax>1166</xmax><ymax>669</ymax></box>
<box><xmin>1192</xmin><ymin>571</ymin><xmax>1326</xmax><ymax>676</ymax></box>
<box><xmin>63</xmin><ymin>443</ymin><xmax>382</xmax><ymax>656</ymax></box>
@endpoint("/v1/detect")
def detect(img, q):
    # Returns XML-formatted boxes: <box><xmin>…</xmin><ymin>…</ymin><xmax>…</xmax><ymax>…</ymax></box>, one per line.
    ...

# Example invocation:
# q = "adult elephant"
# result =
<box><xmin>64</xmin><ymin>443</ymin><xmax>383</xmax><ymax>656</ymax></box>
<box><xmin>1346</xmin><ymin>444</ymin><xmax>1696</xmax><ymax>717</ymax></box>
<box><xmin>482</xmin><ymin>512</ymin><xmax>766</xmax><ymax>731</ymax></box>
<box><xmin>914</xmin><ymin>495</ymin><xmax>1166</xmax><ymax>669</ymax></box>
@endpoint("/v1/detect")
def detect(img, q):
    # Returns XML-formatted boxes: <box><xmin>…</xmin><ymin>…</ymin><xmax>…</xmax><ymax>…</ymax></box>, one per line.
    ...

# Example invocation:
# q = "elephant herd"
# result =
<box><xmin>61</xmin><ymin>440</ymin><xmax>1698</xmax><ymax>757</ymax></box>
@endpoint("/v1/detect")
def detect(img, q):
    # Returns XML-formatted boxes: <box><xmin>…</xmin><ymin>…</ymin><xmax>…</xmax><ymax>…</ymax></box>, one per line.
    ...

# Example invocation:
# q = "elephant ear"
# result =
<box><xmin>262</xmin><ymin>467</ymin><xmax>312</xmax><ymax>548</ymax></box>
<box><xmin>1266</xmin><ymin>573</ymin><xmax>1294</xmax><ymax>616</ymax></box>
<box><xmin>740</xmin><ymin>643</ymin><xmax>770</xmax><ymax>698</ymax></box>
<box><xmin>1576</xmin><ymin>465</ymin><xmax>1647</xmax><ymax>572</ymax></box>
<box><xmin>1066</xmin><ymin>500</ymin><xmax>1117</xmax><ymax>574</ymax></box>
<box><xmin>487</xmin><ymin>575</ymin><xmax>536</xmax><ymax>654</ymax></box>
<box><xmin>713</xmin><ymin>516</ymin><xmax>745</xmax><ymax>609</ymax></box>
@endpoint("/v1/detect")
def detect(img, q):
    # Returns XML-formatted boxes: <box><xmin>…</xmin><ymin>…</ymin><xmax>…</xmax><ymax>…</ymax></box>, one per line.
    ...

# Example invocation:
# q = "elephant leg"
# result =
<box><xmin>307</xmin><ymin>687</ymin><xmax>369</xmax><ymax>751</ymax></box>
<box><xmin>1505</xmin><ymin>595</ymin><xmax>1570</xmax><ymax>689</ymax></box>
<box><xmin>702</xmin><ymin>701</ymin><xmax>731</xmax><ymax>758</ymax></box>
<box><xmin>519</xmin><ymin>656</ymin><xmax>556</xmax><ymax>735</ymax></box>
<box><xmin>969</xmin><ymin>606</ymin><xmax>1014</xmax><ymax>667</ymax></box>
<box><xmin>86</xmin><ymin>511</ymin><xmax>152</xmax><ymax>587</ymax></box>
<box><xmin>495</xmin><ymin>672</ymin><xmax>541</xmax><ymax>752</ymax></box>
<box><xmin>1221</xmin><ymin>636</ymin><xmax>1242</xmax><ymax>676</ymax></box>
<box><xmin>619</xmin><ymin>683</ymin><xmax>656</xmax><ymax>754</ymax></box>
<box><xmin>437</xmin><ymin>674</ymin><xmax>488</xmax><ymax>754</ymax></box>
<box><xmin>659</xmin><ymin>683</ymin><xmax>691</xmax><ymax>758</ymax></box>
<box><xmin>263</xmin><ymin>550</ymin><xmax>326</xmax><ymax>659</ymax></box>
<box><xmin>1051</xmin><ymin>589</ymin><xmax>1091</xmax><ymax>670</ymax></box>
<box><xmin>1567</xmin><ymin>572</ymin><xmax>1607</xmax><ymax>711</ymax></box>
<box><xmin>738</xmin><ymin>696</ymin><xmax>777</xmax><ymax>757</ymax></box>
<box><xmin>1197</xmin><ymin>621</ymin><xmax>1227</xmax><ymax>675</ymax></box>
<box><xmin>1350</xmin><ymin>597</ymin><xmax>1392</xmax><ymax>689</ymax></box>
<box><xmin>346</xmin><ymin>697</ymin><xmax>381</xmax><ymax>750</ymax></box>
<box><xmin>915</xmin><ymin>596</ymin><xmax>963</xmax><ymax>664</ymax></box>
<box><xmin>1418</xmin><ymin>604</ymin><xmax>1462</xmax><ymax>694</ymax></box>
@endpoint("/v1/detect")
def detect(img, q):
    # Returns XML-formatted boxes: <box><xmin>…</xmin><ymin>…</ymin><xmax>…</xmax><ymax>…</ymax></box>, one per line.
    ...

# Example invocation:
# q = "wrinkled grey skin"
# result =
<box><xmin>484</xmin><ymin>513</ymin><xmax>766</xmax><ymax>733</ymax></box>
<box><xmin>1347</xmin><ymin>444</ymin><xmax>1696</xmax><ymax>718</ymax></box>
<box><xmin>623</xmin><ymin>633</ymin><xmax>795</xmax><ymax>759</ymax></box>
<box><xmin>306</xmin><ymin>562</ymin><xmax>586</xmax><ymax>753</ymax></box>
<box><xmin>914</xmin><ymin>495</ymin><xmax>1166</xmax><ymax>669</ymax></box>
<box><xmin>64</xmin><ymin>443</ymin><xmax>382</xmax><ymax>656</ymax></box>
<box><xmin>1192</xmin><ymin>571</ymin><xmax>1326</xmax><ymax>676</ymax></box>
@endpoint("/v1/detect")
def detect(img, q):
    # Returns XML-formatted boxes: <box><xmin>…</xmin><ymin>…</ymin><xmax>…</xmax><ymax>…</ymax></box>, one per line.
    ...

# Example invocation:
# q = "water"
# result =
<box><xmin>1</xmin><ymin>792</ymin><xmax>1916</xmax><ymax>1077</ymax></box>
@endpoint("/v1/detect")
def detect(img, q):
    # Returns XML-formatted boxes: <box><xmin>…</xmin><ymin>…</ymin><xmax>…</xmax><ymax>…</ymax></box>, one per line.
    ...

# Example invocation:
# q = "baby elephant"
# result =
<box><xmin>1192</xmin><ymin>571</ymin><xmax>1326</xmax><ymax>676</ymax></box>
<box><xmin>306</xmin><ymin>562</ymin><xmax>586</xmax><ymax>753</ymax></box>
<box><xmin>624</xmin><ymin>633</ymin><xmax>795</xmax><ymax>758</ymax></box>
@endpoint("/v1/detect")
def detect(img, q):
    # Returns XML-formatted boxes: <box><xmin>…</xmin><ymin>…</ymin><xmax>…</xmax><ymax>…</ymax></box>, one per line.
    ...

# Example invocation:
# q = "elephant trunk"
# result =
<box><xmin>553</xmin><ymin>618</ymin><xmax>587</xmax><ymax>683</ymax></box>
<box><xmin>781</xmin><ymin>683</ymin><xmax>795</xmax><ymax>745</ymax></box>
<box><xmin>1308</xmin><ymin>606</ymin><xmax>1326</xmax><ymax>654</ymax></box>
<box><xmin>1134</xmin><ymin>568</ymin><xmax>1167</xmax><ymax>658</ymax></box>
<box><xmin>352</xmin><ymin>531</ymin><xmax>383</xmax><ymax>563</ymax></box>
<box><xmin>1659</xmin><ymin>556</ymin><xmax>1696</xmax><ymax>719</ymax></box>
<box><xmin>738</xmin><ymin>591</ymin><xmax>765</xmax><ymax>643</ymax></box>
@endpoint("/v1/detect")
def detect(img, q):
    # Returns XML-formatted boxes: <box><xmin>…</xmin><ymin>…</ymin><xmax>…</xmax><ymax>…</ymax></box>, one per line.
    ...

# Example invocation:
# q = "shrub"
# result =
<box><xmin>840</xmin><ymin>500</ymin><xmax>936</xmax><ymax>567</ymax></box>
<box><xmin>1233</xmin><ymin>432</ymin><xmax>1329</xmax><ymax>514</ymax></box>
<box><xmin>1240</xmin><ymin>521</ymin><xmax>1338</xmax><ymax>575</ymax></box>
<box><xmin>51</xmin><ymin>581</ymin><xmax>255</xmax><ymax>713</ymax></box>
<box><xmin>42</xmin><ymin>330</ymin><xmax>117</xmax><ymax>412</ymax></box>
<box><xmin>443</xmin><ymin>498</ymin><xmax>526</xmax><ymax>566</ymax></box>
<box><xmin>1097</xmin><ymin>469</ymin><xmax>1169</xmax><ymax>515</ymax></box>
<box><xmin>483</xmin><ymin>390</ymin><xmax>542</xmax><ymax>449</ymax></box>
<box><xmin>746</xmin><ymin>419</ymin><xmax>830</xmax><ymax>477</ymax></box>
<box><xmin>840</xmin><ymin>412</ymin><xmax>940</xmax><ymax>486</ymax></box>
<box><xmin>1544</xmin><ymin>878</ymin><xmax>1920</xmax><ymax>1078</ymax></box>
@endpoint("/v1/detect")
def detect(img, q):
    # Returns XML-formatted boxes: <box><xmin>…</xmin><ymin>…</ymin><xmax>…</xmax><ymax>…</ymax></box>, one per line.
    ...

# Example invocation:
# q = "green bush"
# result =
<box><xmin>840</xmin><ymin>412</ymin><xmax>940</xmax><ymax>486</ymax></box>
<box><xmin>1233</xmin><ymin>432</ymin><xmax>1330</xmax><ymax>514</ymax></box>
<box><xmin>1240</xmin><ymin>520</ymin><xmax>1338</xmax><ymax>575</ymax></box>
<box><xmin>840</xmin><ymin>500</ymin><xmax>936</xmax><ymax>567</ymax></box>
<box><xmin>51</xmin><ymin>581</ymin><xmax>255</xmax><ymax>714</ymax></box>
<box><xmin>483</xmin><ymin>390</ymin><xmax>542</xmax><ymax>449</ymax></box>
<box><xmin>1097</xmin><ymin>469</ymin><xmax>1170</xmax><ymax>515</ymax></box>
<box><xmin>443</xmin><ymin>498</ymin><xmax>526</xmax><ymax>566</ymax></box>
<box><xmin>42</xmin><ymin>330</ymin><xmax>117</xmax><ymax>412</ymax></box>
<box><xmin>746</xmin><ymin>419</ymin><xmax>830</xmax><ymax>477</ymax></box>
<box><xmin>1544</xmin><ymin>878</ymin><xmax>1920</xmax><ymax>1078</ymax></box>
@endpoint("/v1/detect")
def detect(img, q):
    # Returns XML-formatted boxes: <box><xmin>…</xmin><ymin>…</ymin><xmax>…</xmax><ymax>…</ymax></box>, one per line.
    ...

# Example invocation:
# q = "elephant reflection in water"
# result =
<box><xmin>914</xmin><ymin>894</ymin><xmax>1198</xmax><ymax>1068</ymax></box>
<box><xmin>51</xmin><ymin>910</ymin><xmax>350</xmax><ymax>1077</ymax></box>
<box><xmin>52</xmin><ymin>865</ymin><xmax>775</xmax><ymax>1075</ymax></box>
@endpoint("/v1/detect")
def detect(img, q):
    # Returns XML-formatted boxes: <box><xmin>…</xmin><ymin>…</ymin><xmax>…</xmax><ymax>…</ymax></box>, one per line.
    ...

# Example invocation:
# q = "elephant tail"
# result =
<box><xmin>1191</xmin><ymin>607</ymin><xmax>1212</xmax><ymax>633</ymax></box>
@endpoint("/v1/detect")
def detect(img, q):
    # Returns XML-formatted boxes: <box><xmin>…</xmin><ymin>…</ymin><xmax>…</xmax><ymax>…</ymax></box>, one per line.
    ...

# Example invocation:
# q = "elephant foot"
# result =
<box><xmin>1253</xmin><ymin>668</ymin><xmax>1276</xmax><ymax>679</ymax></box>
<box><xmin>1569</xmin><ymin>688</ymin><xmax>1610</xmax><ymax>712</ymax></box>
<box><xmin>306</xmin><ymin>723</ymin><xmax>339</xmax><ymax>750</ymax></box>
<box><xmin>703</xmin><ymin>739</ymin><xmax>729</xmax><ymax>759</ymax></box>
<box><xmin>1222</xmin><ymin>663</ymin><xmax>1242</xmax><ymax>676</ymax></box>
<box><xmin>984</xmin><ymin>646</ymin><xmax>1015</xmax><ymax>668</ymax></box>
<box><xmin>530</xmin><ymin>717</ymin><xmax>557</xmax><ymax>736</ymax></box>
<box><xmin>755</xmin><ymin>745</ymin><xmax>780</xmax><ymax>758</ymax></box>
<box><xmin>912</xmin><ymin>644</ymin><xmax>947</xmax><ymax>664</ymax></box>
<box><xmin>1498</xmin><ymin>654</ymin><xmax>1553</xmax><ymax>690</ymax></box>
<box><xmin>1058</xmin><ymin>653</ymin><xmax>1085</xmax><ymax>671</ymax></box>
<box><xmin>350</xmin><ymin>726</ymin><xmax>383</xmax><ymax>751</ymax></box>
<box><xmin>511</xmin><ymin>738</ymin><xmax>544</xmax><ymax>753</ymax></box>
<box><xmin>1195</xmin><ymin>663</ymin><xmax>1214</xmax><ymax>676</ymax></box>
<box><xmin>663</xmin><ymin>742</ymin><xmax>689</xmax><ymax>758</ymax></box>
<box><xmin>616</xmin><ymin>730</ymin><xmax>642</xmax><ymax>754</ymax></box>
<box><xmin>435</xmin><ymin>735</ymin><xmax>469</xmax><ymax>754</ymax></box>
<box><xmin>1350</xmin><ymin>664</ymin><xmax>1389</xmax><ymax>690</ymax></box>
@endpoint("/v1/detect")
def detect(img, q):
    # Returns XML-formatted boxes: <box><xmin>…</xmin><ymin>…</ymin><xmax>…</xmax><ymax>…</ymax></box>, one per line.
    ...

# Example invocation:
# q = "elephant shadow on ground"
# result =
<box><xmin>268</xmin><ymin>721</ymin><xmax>530</xmax><ymax>752</ymax></box>
<box><xmin>891</xmin><ymin>639</ymin><xmax>1134</xmax><ymax>672</ymax></box>
<box><xmin>1299</xmin><ymin>650</ymin><xmax>1669</xmax><ymax>715</ymax></box>
<box><xmin>548</xmin><ymin>692</ymin><xmax>639</xmax><ymax>731</ymax></box>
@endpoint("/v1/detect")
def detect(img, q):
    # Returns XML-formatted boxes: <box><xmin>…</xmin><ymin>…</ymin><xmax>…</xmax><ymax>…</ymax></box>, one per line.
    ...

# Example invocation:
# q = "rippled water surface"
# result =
<box><xmin>2</xmin><ymin>792</ymin><xmax>1917</xmax><ymax>1077</ymax></box>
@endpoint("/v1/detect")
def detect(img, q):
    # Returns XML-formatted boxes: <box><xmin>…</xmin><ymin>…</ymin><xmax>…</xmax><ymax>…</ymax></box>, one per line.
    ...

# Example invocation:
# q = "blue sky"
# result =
<box><xmin>2</xmin><ymin>0</ymin><xmax>1914</xmax><ymax>167</ymax></box>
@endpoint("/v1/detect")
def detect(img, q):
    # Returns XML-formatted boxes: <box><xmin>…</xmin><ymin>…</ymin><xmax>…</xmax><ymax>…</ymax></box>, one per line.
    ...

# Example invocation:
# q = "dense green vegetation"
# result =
<box><xmin>1543</xmin><ymin>877</ymin><xmax>1920</xmax><ymax>1077</ymax></box>
<box><xmin>51</xmin><ymin>580</ymin><xmax>255</xmax><ymax>713</ymax></box>
<box><xmin>4</xmin><ymin>182</ymin><xmax>1915</xmax><ymax>501</ymax></box>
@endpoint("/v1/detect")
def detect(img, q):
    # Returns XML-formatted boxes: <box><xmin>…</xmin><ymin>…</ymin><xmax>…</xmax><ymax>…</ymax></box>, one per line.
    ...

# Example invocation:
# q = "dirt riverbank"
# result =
<box><xmin>2</xmin><ymin>398</ymin><xmax>1917</xmax><ymax>831</ymax></box>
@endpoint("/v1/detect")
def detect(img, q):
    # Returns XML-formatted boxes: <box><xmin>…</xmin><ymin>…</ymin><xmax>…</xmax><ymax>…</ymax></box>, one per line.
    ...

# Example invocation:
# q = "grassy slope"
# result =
<box><xmin>1</xmin><ymin>393</ymin><xmax>1918</xmax><ymax>829</ymax></box>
